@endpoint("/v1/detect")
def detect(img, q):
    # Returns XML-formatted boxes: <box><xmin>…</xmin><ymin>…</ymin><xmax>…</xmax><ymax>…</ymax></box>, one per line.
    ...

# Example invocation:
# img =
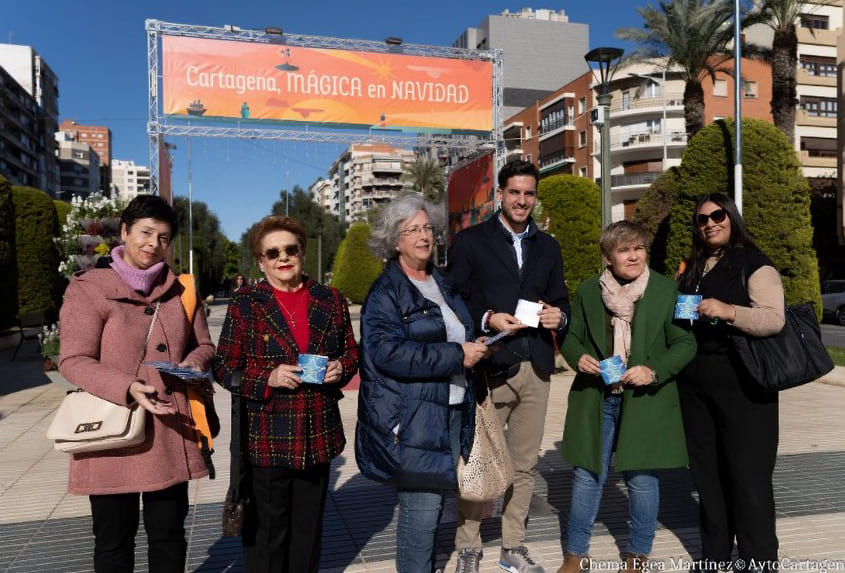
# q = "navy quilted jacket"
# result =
<box><xmin>355</xmin><ymin>260</ymin><xmax>476</xmax><ymax>490</ymax></box>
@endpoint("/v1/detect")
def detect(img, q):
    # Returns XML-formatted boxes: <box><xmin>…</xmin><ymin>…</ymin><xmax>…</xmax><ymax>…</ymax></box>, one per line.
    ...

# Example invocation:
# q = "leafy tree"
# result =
<box><xmin>172</xmin><ymin>197</ymin><xmax>228</xmax><ymax>297</ymax></box>
<box><xmin>666</xmin><ymin>118</ymin><xmax>821</xmax><ymax>313</ymax></box>
<box><xmin>633</xmin><ymin>168</ymin><xmax>679</xmax><ymax>273</ymax></box>
<box><xmin>271</xmin><ymin>185</ymin><xmax>345</xmax><ymax>282</ymax></box>
<box><xmin>404</xmin><ymin>156</ymin><xmax>446</xmax><ymax>203</ymax></box>
<box><xmin>745</xmin><ymin>0</ymin><xmax>833</xmax><ymax>141</ymax></box>
<box><xmin>11</xmin><ymin>185</ymin><xmax>62</xmax><ymax>319</ymax></box>
<box><xmin>0</xmin><ymin>176</ymin><xmax>17</xmax><ymax>329</ymax></box>
<box><xmin>537</xmin><ymin>175</ymin><xmax>602</xmax><ymax>293</ymax></box>
<box><xmin>223</xmin><ymin>239</ymin><xmax>241</xmax><ymax>278</ymax></box>
<box><xmin>617</xmin><ymin>0</ymin><xmax>737</xmax><ymax>136</ymax></box>
<box><xmin>330</xmin><ymin>222</ymin><xmax>383</xmax><ymax>303</ymax></box>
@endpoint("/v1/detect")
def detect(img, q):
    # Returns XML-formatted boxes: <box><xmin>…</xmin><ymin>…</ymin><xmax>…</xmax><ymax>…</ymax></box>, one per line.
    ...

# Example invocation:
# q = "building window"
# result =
<box><xmin>800</xmin><ymin>55</ymin><xmax>837</xmax><ymax>77</ymax></box>
<box><xmin>72</xmin><ymin>151</ymin><xmax>85</xmax><ymax>159</ymax></box>
<box><xmin>579</xmin><ymin>130</ymin><xmax>587</xmax><ymax>148</ymax></box>
<box><xmin>525</xmin><ymin>125</ymin><xmax>532</xmax><ymax>140</ymax></box>
<box><xmin>579</xmin><ymin>166</ymin><xmax>588</xmax><ymax>177</ymax></box>
<box><xmin>568</xmin><ymin>104</ymin><xmax>574</xmax><ymax>122</ymax></box>
<box><xmin>621</xmin><ymin>91</ymin><xmax>631</xmax><ymax>110</ymax></box>
<box><xmin>800</xmin><ymin>136</ymin><xmax>836</xmax><ymax>157</ymax></box>
<box><xmin>800</xmin><ymin>13</ymin><xmax>829</xmax><ymax>29</ymax></box>
<box><xmin>800</xmin><ymin>96</ymin><xmax>837</xmax><ymax>117</ymax></box>
<box><xmin>578</xmin><ymin>97</ymin><xmax>586</xmax><ymax>114</ymax></box>
<box><xmin>742</xmin><ymin>80</ymin><xmax>758</xmax><ymax>98</ymax></box>
<box><xmin>644</xmin><ymin>80</ymin><xmax>660</xmax><ymax>99</ymax></box>
<box><xmin>713</xmin><ymin>79</ymin><xmax>728</xmax><ymax>97</ymax></box>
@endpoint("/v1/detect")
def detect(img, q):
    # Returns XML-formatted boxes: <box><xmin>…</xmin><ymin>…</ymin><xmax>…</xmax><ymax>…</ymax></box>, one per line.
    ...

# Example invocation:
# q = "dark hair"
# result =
<box><xmin>679</xmin><ymin>193</ymin><xmax>760</xmax><ymax>291</ymax></box>
<box><xmin>249</xmin><ymin>215</ymin><xmax>307</xmax><ymax>259</ymax></box>
<box><xmin>497</xmin><ymin>159</ymin><xmax>539</xmax><ymax>189</ymax></box>
<box><xmin>120</xmin><ymin>195</ymin><xmax>178</xmax><ymax>236</ymax></box>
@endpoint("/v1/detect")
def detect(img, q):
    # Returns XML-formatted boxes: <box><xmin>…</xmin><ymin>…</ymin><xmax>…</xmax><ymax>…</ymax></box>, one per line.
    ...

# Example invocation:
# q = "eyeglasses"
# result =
<box><xmin>696</xmin><ymin>208</ymin><xmax>728</xmax><ymax>227</ymax></box>
<box><xmin>399</xmin><ymin>224</ymin><xmax>434</xmax><ymax>237</ymax></box>
<box><xmin>262</xmin><ymin>245</ymin><xmax>301</xmax><ymax>260</ymax></box>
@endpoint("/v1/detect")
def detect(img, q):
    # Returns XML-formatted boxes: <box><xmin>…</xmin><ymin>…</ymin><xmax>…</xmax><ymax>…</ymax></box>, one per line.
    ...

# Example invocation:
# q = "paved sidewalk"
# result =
<box><xmin>1</xmin><ymin>301</ymin><xmax>844</xmax><ymax>572</ymax></box>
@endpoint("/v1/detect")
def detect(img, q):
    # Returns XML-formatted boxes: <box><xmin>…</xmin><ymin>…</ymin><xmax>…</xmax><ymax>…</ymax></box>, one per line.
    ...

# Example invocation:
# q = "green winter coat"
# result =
<box><xmin>561</xmin><ymin>271</ymin><xmax>696</xmax><ymax>474</ymax></box>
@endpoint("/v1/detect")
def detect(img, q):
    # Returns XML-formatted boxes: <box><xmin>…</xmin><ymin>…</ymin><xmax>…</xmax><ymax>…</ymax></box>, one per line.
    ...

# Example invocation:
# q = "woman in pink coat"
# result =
<box><xmin>59</xmin><ymin>195</ymin><xmax>215</xmax><ymax>573</ymax></box>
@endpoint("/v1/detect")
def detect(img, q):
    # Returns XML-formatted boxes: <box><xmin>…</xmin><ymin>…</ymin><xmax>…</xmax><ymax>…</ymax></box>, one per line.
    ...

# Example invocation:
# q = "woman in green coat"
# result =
<box><xmin>556</xmin><ymin>221</ymin><xmax>696</xmax><ymax>573</ymax></box>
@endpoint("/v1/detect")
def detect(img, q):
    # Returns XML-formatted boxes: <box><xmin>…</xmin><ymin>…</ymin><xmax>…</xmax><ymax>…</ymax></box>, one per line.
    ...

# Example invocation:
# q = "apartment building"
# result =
<box><xmin>310</xmin><ymin>178</ymin><xmax>333</xmax><ymax>213</ymax></box>
<box><xmin>0</xmin><ymin>43</ymin><xmax>59</xmax><ymax>196</ymax></box>
<box><xmin>111</xmin><ymin>159</ymin><xmax>151</xmax><ymax>201</ymax></box>
<box><xmin>0</xmin><ymin>65</ymin><xmax>41</xmax><ymax>189</ymax></box>
<box><xmin>55</xmin><ymin>131</ymin><xmax>100</xmax><ymax>199</ymax></box>
<box><xmin>59</xmin><ymin>120</ymin><xmax>112</xmax><ymax>194</ymax></box>
<box><xmin>325</xmin><ymin>143</ymin><xmax>415</xmax><ymax>224</ymax></box>
<box><xmin>453</xmin><ymin>7</ymin><xmax>589</xmax><ymax>117</ymax></box>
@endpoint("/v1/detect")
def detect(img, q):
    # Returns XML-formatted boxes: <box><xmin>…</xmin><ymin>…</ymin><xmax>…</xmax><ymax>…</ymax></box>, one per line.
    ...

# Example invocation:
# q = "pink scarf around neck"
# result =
<box><xmin>109</xmin><ymin>246</ymin><xmax>166</xmax><ymax>295</ymax></box>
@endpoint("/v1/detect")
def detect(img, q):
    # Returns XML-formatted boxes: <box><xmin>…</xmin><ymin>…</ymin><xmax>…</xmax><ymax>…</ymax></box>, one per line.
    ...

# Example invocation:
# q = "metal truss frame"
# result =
<box><xmin>145</xmin><ymin>19</ymin><xmax>504</xmax><ymax>195</ymax></box>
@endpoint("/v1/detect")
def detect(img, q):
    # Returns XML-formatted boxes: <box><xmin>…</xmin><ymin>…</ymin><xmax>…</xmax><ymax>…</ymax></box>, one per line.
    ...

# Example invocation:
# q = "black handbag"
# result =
<box><xmin>731</xmin><ymin>283</ymin><xmax>833</xmax><ymax>391</ymax></box>
<box><xmin>222</xmin><ymin>370</ymin><xmax>250</xmax><ymax>537</ymax></box>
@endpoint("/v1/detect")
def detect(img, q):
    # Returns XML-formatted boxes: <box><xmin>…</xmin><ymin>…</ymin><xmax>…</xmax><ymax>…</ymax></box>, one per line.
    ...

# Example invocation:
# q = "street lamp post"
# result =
<box><xmin>585</xmin><ymin>47</ymin><xmax>624</xmax><ymax>229</ymax></box>
<box><xmin>628</xmin><ymin>69</ymin><xmax>668</xmax><ymax>171</ymax></box>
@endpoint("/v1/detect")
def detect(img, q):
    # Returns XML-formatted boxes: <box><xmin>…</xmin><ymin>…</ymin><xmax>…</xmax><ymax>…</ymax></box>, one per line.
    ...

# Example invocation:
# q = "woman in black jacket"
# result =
<box><xmin>355</xmin><ymin>194</ymin><xmax>489</xmax><ymax>573</ymax></box>
<box><xmin>677</xmin><ymin>194</ymin><xmax>785</xmax><ymax>573</ymax></box>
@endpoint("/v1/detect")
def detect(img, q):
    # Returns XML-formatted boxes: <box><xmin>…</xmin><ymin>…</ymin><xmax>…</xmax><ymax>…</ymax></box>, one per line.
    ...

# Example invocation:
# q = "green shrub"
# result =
<box><xmin>537</xmin><ymin>174</ymin><xmax>602</xmax><ymax>293</ymax></box>
<box><xmin>0</xmin><ymin>176</ymin><xmax>16</xmax><ymax>329</ymax></box>
<box><xmin>330</xmin><ymin>223</ymin><xmax>383</xmax><ymax>303</ymax></box>
<box><xmin>54</xmin><ymin>199</ymin><xmax>71</xmax><ymax>229</ymax></box>
<box><xmin>633</xmin><ymin>168</ymin><xmax>677</xmax><ymax>274</ymax></box>
<box><xmin>12</xmin><ymin>185</ymin><xmax>62</xmax><ymax>319</ymax></box>
<box><xmin>666</xmin><ymin>118</ymin><xmax>821</xmax><ymax>313</ymax></box>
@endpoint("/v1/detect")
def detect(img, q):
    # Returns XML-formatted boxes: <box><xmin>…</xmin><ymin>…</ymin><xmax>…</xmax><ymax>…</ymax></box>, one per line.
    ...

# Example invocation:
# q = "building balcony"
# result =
<box><xmin>538</xmin><ymin>119</ymin><xmax>575</xmax><ymax>141</ymax></box>
<box><xmin>796</xmin><ymin>26</ymin><xmax>838</xmax><ymax>47</ymax></box>
<box><xmin>798</xmin><ymin>150</ymin><xmax>837</xmax><ymax>168</ymax></box>
<box><xmin>796</xmin><ymin>109</ymin><xmax>836</xmax><ymax>127</ymax></box>
<box><xmin>505</xmin><ymin>148</ymin><xmax>524</xmax><ymax>162</ymax></box>
<box><xmin>610</xmin><ymin>171</ymin><xmax>663</xmax><ymax>189</ymax></box>
<box><xmin>609</xmin><ymin>92</ymin><xmax>685</xmax><ymax>116</ymax></box>
<box><xmin>539</xmin><ymin>149</ymin><xmax>575</xmax><ymax>173</ymax></box>
<box><xmin>594</xmin><ymin>131</ymin><xmax>689</xmax><ymax>154</ymax></box>
<box><xmin>797</xmin><ymin>68</ymin><xmax>837</xmax><ymax>87</ymax></box>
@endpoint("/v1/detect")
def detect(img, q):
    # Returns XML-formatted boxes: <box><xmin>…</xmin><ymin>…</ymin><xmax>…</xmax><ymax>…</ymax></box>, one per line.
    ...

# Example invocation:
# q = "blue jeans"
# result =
<box><xmin>566</xmin><ymin>394</ymin><xmax>659</xmax><ymax>556</ymax></box>
<box><xmin>396</xmin><ymin>406</ymin><xmax>462</xmax><ymax>573</ymax></box>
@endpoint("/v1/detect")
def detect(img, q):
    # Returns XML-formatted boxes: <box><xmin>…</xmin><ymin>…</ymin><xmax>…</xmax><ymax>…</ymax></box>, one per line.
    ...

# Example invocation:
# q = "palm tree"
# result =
<box><xmin>747</xmin><ymin>0</ymin><xmax>831</xmax><ymax>142</ymax></box>
<box><xmin>404</xmin><ymin>156</ymin><xmax>446</xmax><ymax>203</ymax></box>
<box><xmin>617</xmin><ymin>0</ymin><xmax>737</xmax><ymax>137</ymax></box>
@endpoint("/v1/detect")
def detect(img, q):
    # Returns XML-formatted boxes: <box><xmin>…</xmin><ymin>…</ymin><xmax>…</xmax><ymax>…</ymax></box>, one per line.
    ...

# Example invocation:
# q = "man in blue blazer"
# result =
<box><xmin>447</xmin><ymin>160</ymin><xmax>569</xmax><ymax>573</ymax></box>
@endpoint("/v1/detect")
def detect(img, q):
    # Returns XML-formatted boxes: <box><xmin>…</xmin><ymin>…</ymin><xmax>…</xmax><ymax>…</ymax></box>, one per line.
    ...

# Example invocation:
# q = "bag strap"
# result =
<box><xmin>135</xmin><ymin>302</ymin><xmax>160</xmax><ymax>377</ymax></box>
<box><xmin>228</xmin><ymin>370</ymin><xmax>245</xmax><ymax>500</ymax></box>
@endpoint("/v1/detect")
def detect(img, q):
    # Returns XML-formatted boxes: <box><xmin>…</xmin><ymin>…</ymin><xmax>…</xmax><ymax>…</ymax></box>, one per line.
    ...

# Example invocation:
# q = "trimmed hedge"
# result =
<box><xmin>12</xmin><ymin>185</ymin><xmax>62</xmax><ymax>319</ymax></box>
<box><xmin>666</xmin><ymin>118</ymin><xmax>821</xmax><ymax>312</ymax></box>
<box><xmin>537</xmin><ymin>174</ymin><xmax>602</xmax><ymax>293</ymax></box>
<box><xmin>330</xmin><ymin>223</ymin><xmax>383</xmax><ymax>304</ymax></box>
<box><xmin>0</xmin><ymin>176</ymin><xmax>16</xmax><ymax>329</ymax></box>
<box><xmin>633</xmin><ymin>168</ymin><xmax>678</xmax><ymax>274</ymax></box>
<box><xmin>54</xmin><ymin>199</ymin><xmax>71</xmax><ymax>229</ymax></box>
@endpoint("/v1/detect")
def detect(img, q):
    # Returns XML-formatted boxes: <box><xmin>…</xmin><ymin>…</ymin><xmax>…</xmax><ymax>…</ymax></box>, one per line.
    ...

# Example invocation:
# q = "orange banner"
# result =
<box><xmin>162</xmin><ymin>36</ymin><xmax>493</xmax><ymax>132</ymax></box>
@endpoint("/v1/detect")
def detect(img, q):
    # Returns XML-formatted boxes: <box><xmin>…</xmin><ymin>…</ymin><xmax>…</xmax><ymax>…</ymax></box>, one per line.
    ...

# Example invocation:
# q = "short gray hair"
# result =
<box><xmin>368</xmin><ymin>193</ymin><xmax>445</xmax><ymax>260</ymax></box>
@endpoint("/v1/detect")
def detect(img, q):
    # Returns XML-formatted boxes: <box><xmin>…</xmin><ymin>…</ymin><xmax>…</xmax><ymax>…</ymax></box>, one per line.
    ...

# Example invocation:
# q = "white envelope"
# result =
<box><xmin>514</xmin><ymin>299</ymin><xmax>542</xmax><ymax>328</ymax></box>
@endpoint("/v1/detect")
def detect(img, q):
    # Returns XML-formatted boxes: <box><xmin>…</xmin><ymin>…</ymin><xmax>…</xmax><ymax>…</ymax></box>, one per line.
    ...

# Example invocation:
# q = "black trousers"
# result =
<box><xmin>89</xmin><ymin>481</ymin><xmax>189</xmax><ymax>573</ymax></box>
<box><xmin>242</xmin><ymin>463</ymin><xmax>330</xmax><ymax>573</ymax></box>
<box><xmin>678</xmin><ymin>352</ymin><xmax>779</xmax><ymax>569</ymax></box>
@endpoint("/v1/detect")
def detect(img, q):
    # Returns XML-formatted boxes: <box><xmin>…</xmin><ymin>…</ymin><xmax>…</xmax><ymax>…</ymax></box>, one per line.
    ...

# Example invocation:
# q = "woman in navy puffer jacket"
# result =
<box><xmin>356</xmin><ymin>194</ymin><xmax>489</xmax><ymax>573</ymax></box>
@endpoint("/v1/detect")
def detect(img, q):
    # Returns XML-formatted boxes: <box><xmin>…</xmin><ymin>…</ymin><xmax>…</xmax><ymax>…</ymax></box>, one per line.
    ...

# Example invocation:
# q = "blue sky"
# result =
<box><xmin>4</xmin><ymin>0</ymin><xmax>642</xmax><ymax>240</ymax></box>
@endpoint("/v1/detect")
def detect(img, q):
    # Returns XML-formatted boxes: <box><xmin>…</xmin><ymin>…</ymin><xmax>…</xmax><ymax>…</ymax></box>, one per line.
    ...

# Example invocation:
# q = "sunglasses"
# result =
<box><xmin>696</xmin><ymin>208</ymin><xmax>728</xmax><ymax>227</ymax></box>
<box><xmin>263</xmin><ymin>245</ymin><xmax>301</xmax><ymax>260</ymax></box>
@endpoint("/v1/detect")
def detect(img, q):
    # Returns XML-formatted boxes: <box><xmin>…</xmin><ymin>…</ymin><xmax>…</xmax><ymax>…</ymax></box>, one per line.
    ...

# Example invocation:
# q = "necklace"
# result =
<box><xmin>274</xmin><ymin>289</ymin><xmax>307</xmax><ymax>328</ymax></box>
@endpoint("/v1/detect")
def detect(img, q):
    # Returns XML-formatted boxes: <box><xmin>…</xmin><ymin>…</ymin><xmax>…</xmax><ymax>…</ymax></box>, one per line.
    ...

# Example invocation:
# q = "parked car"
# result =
<box><xmin>821</xmin><ymin>280</ymin><xmax>845</xmax><ymax>325</ymax></box>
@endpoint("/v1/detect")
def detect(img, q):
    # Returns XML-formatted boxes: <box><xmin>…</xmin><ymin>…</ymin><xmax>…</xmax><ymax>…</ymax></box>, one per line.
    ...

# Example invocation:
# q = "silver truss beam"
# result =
<box><xmin>147</xmin><ymin>23</ymin><xmax>160</xmax><ymax>195</ymax></box>
<box><xmin>148</xmin><ymin>122</ymin><xmax>495</xmax><ymax>150</ymax></box>
<box><xmin>145</xmin><ymin>19</ymin><xmax>496</xmax><ymax>61</ymax></box>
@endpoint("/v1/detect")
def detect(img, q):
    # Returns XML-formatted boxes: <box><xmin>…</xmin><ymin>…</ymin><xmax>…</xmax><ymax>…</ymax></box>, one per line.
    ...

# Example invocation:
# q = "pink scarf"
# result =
<box><xmin>109</xmin><ymin>246</ymin><xmax>166</xmax><ymax>295</ymax></box>
<box><xmin>599</xmin><ymin>267</ymin><xmax>650</xmax><ymax>363</ymax></box>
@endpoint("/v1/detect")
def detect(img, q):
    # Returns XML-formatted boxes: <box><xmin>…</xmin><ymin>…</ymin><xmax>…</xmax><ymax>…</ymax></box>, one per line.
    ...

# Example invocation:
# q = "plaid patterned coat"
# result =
<box><xmin>213</xmin><ymin>279</ymin><xmax>359</xmax><ymax>469</ymax></box>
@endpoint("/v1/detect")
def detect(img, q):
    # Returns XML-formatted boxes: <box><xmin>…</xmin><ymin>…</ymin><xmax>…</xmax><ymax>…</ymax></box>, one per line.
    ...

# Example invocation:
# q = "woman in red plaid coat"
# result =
<box><xmin>213</xmin><ymin>216</ymin><xmax>359</xmax><ymax>573</ymax></box>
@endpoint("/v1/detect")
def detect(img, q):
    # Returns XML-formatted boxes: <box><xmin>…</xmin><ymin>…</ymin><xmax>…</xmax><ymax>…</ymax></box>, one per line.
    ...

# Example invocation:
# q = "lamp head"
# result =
<box><xmin>585</xmin><ymin>47</ymin><xmax>625</xmax><ymax>94</ymax></box>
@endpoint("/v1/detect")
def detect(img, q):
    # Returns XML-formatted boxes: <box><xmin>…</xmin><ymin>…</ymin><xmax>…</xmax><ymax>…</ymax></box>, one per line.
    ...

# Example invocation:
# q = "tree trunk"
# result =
<box><xmin>684</xmin><ymin>81</ymin><xmax>706</xmax><ymax>137</ymax></box>
<box><xmin>771</xmin><ymin>26</ymin><xmax>798</xmax><ymax>144</ymax></box>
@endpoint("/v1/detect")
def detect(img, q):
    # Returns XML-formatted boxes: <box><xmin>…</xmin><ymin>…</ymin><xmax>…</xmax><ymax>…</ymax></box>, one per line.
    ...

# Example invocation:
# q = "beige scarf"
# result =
<box><xmin>599</xmin><ymin>267</ymin><xmax>650</xmax><ymax>363</ymax></box>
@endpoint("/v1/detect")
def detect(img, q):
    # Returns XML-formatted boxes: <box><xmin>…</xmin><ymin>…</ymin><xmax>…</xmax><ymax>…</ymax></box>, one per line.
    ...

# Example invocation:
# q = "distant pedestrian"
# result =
<box><xmin>213</xmin><ymin>215</ymin><xmax>358</xmax><ymax>573</ymax></box>
<box><xmin>556</xmin><ymin>221</ymin><xmax>696</xmax><ymax>573</ymax></box>
<box><xmin>59</xmin><ymin>195</ymin><xmax>216</xmax><ymax>573</ymax></box>
<box><xmin>677</xmin><ymin>194</ymin><xmax>784</xmax><ymax>572</ymax></box>
<box><xmin>355</xmin><ymin>194</ymin><xmax>489</xmax><ymax>573</ymax></box>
